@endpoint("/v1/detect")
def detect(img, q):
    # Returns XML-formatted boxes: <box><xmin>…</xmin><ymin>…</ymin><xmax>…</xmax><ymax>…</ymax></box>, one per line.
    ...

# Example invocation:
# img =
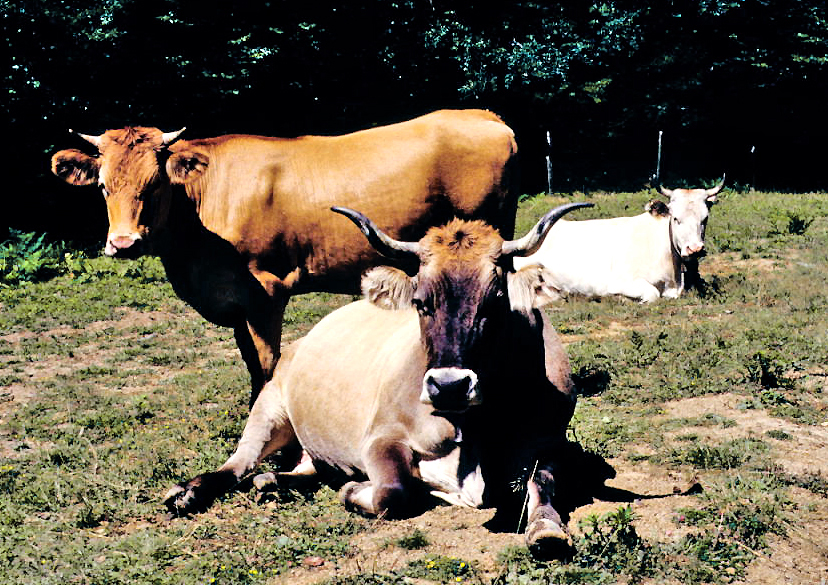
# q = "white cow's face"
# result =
<box><xmin>658</xmin><ymin>177</ymin><xmax>723</xmax><ymax>261</ymax></box>
<box><xmin>667</xmin><ymin>189</ymin><xmax>717</xmax><ymax>259</ymax></box>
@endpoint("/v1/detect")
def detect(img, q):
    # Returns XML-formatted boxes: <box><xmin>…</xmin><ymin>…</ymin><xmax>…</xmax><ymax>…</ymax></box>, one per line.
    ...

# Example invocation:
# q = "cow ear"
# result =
<box><xmin>705</xmin><ymin>193</ymin><xmax>719</xmax><ymax>205</ymax></box>
<box><xmin>51</xmin><ymin>149</ymin><xmax>100</xmax><ymax>186</ymax></box>
<box><xmin>645</xmin><ymin>199</ymin><xmax>670</xmax><ymax>217</ymax></box>
<box><xmin>166</xmin><ymin>150</ymin><xmax>209</xmax><ymax>184</ymax></box>
<box><xmin>507</xmin><ymin>264</ymin><xmax>562</xmax><ymax>312</ymax></box>
<box><xmin>361</xmin><ymin>266</ymin><xmax>415</xmax><ymax>310</ymax></box>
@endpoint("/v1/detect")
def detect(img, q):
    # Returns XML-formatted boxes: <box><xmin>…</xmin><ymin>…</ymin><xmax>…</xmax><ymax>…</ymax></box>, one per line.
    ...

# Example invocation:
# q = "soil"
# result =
<box><xmin>3</xmin><ymin>307</ymin><xmax>828</xmax><ymax>585</ymax></box>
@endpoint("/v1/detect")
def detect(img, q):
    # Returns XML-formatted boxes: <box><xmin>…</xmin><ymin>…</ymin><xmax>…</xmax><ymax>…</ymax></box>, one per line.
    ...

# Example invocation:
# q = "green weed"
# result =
<box><xmin>2</xmin><ymin>191</ymin><xmax>828</xmax><ymax>584</ymax></box>
<box><xmin>394</xmin><ymin>528</ymin><xmax>430</xmax><ymax>550</ymax></box>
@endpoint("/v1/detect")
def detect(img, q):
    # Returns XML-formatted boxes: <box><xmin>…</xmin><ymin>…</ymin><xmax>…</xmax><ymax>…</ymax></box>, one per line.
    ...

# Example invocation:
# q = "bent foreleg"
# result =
<box><xmin>164</xmin><ymin>378</ymin><xmax>297</xmax><ymax>515</ymax></box>
<box><xmin>341</xmin><ymin>438</ymin><xmax>418</xmax><ymax>519</ymax></box>
<box><xmin>524</xmin><ymin>463</ymin><xmax>573</xmax><ymax>559</ymax></box>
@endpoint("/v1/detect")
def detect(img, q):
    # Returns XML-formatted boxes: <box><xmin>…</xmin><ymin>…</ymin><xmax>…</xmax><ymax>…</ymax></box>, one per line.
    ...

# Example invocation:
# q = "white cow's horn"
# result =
<box><xmin>705</xmin><ymin>173</ymin><xmax>726</xmax><ymax>197</ymax></box>
<box><xmin>502</xmin><ymin>202</ymin><xmax>593</xmax><ymax>257</ymax></box>
<box><xmin>161</xmin><ymin>127</ymin><xmax>187</xmax><ymax>146</ymax></box>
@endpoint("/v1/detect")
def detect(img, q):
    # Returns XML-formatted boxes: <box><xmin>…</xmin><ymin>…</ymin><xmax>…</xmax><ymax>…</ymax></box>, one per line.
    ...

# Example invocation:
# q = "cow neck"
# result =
<box><xmin>667</xmin><ymin>213</ymin><xmax>677</xmax><ymax>257</ymax></box>
<box><xmin>151</xmin><ymin>184</ymin><xmax>247</xmax><ymax>314</ymax></box>
<box><xmin>665</xmin><ymin>215</ymin><xmax>684</xmax><ymax>281</ymax></box>
<box><xmin>153</xmin><ymin>185</ymin><xmax>208</xmax><ymax>260</ymax></box>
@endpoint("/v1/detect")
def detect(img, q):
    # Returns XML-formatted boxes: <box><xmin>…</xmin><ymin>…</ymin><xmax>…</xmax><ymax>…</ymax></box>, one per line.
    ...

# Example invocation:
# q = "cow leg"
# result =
<box><xmin>252</xmin><ymin>450</ymin><xmax>318</xmax><ymax>492</ymax></box>
<box><xmin>236</xmin><ymin>290</ymin><xmax>289</xmax><ymax>408</ymax></box>
<box><xmin>163</xmin><ymin>377</ymin><xmax>297</xmax><ymax>515</ymax></box>
<box><xmin>610</xmin><ymin>279</ymin><xmax>661</xmax><ymax>303</ymax></box>
<box><xmin>524</xmin><ymin>464</ymin><xmax>573</xmax><ymax>559</ymax></box>
<box><xmin>340</xmin><ymin>438</ymin><xmax>417</xmax><ymax>519</ymax></box>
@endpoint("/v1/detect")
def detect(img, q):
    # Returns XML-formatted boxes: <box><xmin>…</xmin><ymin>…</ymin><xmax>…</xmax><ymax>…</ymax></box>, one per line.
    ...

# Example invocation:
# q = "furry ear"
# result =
<box><xmin>166</xmin><ymin>150</ymin><xmax>209</xmax><ymax>184</ymax></box>
<box><xmin>51</xmin><ymin>149</ymin><xmax>100</xmax><ymax>186</ymax></box>
<box><xmin>507</xmin><ymin>264</ymin><xmax>562</xmax><ymax>312</ymax></box>
<box><xmin>361</xmin><ymin>266</ymin><xmax>415</xmax><ymax>310</ymax></box>
<box><xmin>645</xmin><ymin>199</ymin><xmax>670</xmax><ymax>217</ymax></box>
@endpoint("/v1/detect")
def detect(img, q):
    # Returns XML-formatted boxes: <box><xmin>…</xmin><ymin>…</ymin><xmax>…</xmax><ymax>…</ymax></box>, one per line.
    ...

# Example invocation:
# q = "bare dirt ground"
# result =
<box><xmin>262</xmin><ymin>391</ymin><xmax>828</xmax><ymax>584</ymax></box>
<box><xmin>3</xmin><ymin>307</ymin><xmax>828</xmax><ymax>585</ymax></box>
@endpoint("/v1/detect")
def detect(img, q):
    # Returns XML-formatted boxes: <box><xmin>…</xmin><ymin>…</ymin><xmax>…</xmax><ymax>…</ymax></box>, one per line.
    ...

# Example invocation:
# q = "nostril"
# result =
<box><xmin>111</xmin><ymin>236</ymin><xmax>136</xmax><ymax>249</ymax></box>
<box><xmin>428</xmin><ymin>375</ymin><xmax>472</xmax><ymax>396</ymax></box>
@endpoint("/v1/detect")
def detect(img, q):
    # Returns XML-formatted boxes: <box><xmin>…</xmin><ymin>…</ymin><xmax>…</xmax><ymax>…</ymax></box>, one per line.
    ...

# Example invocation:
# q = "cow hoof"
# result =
<box><xmin>339</xmin><ymin>481</ymin><xmax>375</xmax><ymax>517</ymax></box>
<box><xmin>525</xmin><ymin>517</ymin><xmax>573</xmax><ymax>560</ymax></box>
<box><xmin>253</xmin><ymin>472</ymin><xmax>277</xmax><ymax>491</ymax></box>
<box><xmin>163</xmin><ymin>471</ymin><xmax>236</xmax><ymax>516</ymax></box>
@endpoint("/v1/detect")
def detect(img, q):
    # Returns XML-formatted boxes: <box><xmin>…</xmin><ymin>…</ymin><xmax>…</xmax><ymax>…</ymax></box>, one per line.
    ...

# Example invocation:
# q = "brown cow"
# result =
<box><xmin>50</xmin><ymin>110</ymin><xmax>518</xmax><ymax>406</ymax></box>
<box><xmin>164</xmin><ymin>202</ymin><xmax>592</xmax><ymax>558</ymax></box>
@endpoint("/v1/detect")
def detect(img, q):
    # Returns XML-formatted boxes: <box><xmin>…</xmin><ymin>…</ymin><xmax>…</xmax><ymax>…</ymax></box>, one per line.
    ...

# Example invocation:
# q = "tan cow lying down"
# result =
<box><xmin>514</xmin><ymin>178</ymin><xmax>725</xmax><ymax>303</ymax></box>
<box><xmin>51</xmin><ymin>110</ymin><xmax>518</xmax><ymax>408</ymax></box>
<box><xmin>164</xmin><ymin>202</ymin><xmax>592</xmax><ymax>558</ymax></box>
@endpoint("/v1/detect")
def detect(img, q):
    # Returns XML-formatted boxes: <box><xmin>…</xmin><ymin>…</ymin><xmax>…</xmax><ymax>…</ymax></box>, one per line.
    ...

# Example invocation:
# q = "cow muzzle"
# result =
<box><xmin>105</xmin><ymin>233</ymin><xmax>144</xmax><ymax>258</ymax></box>
<box><xmin>681</xmin><ymin>243</ymin><xmax>706</xmax><ymax>261</ymax></box>
<box><xmin>421</xmin><ymin>367</ymin><xmax>481</xmax><ymax>412</ymax></box>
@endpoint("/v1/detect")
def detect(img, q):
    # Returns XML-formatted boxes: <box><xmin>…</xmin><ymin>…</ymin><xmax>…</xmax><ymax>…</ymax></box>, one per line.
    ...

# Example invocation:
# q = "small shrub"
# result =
<box><xmin>394</xmin><ymin>528</ymin><xmax>429</xmax><ymax>550</ymax></box>
<box><xmin>576</xmin><ymin>505</ymin><xmax>659</xmax><ymax>578</ymax></box>
<box><xmin>746</xmin><ymin>351</ymin><xmax>794</xmax><ymax>390</ymax></box>
<box><xmin>0</xmin><ymin>231</ymin><xmax>72</xmax><ymax>286</ymax></box>
<box><xmin>765</xmin><ymin>429</ymin><xmax>792</xmax><ymax>441</ymax></box>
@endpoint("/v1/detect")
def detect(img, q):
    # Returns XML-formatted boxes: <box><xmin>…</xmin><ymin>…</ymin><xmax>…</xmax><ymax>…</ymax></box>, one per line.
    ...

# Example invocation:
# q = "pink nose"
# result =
<box><xmin>110</xmin><ymin>236</ymin><xmax>136</xmax><ymax>250</ymax></box>
<box><xmin>685</xmin><ymin>243</ymin><xmax>704</xmax><ymax>255</ymax></box>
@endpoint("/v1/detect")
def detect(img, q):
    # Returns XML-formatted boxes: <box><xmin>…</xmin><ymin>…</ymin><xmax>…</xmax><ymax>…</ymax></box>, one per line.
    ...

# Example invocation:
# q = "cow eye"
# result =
<box><xmin>412</xmin><ymin>297</ymin><xmax>433</xmax><ymax>317</ymax></box>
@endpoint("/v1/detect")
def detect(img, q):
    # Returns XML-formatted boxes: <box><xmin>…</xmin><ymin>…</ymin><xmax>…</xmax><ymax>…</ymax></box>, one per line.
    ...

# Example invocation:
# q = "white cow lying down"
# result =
<box><xmin>514</xmin><ymin>178</ymin><xmax>724</xmax><ymax>303</ymax></box>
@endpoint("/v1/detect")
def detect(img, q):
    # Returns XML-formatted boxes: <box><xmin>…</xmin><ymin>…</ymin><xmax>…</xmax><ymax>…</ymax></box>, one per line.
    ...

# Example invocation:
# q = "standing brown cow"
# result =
<box><xmin>50</xmin><ymin>110</ymin><xmax>518</xmax><ymax>406</ymax></box>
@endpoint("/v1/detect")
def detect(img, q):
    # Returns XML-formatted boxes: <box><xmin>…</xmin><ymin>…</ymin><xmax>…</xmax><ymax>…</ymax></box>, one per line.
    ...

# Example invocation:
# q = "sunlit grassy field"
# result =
<box><xmin>1</xmin><ymin>189</ymin><xmax>827</xmax><ymax>584</ymax></box>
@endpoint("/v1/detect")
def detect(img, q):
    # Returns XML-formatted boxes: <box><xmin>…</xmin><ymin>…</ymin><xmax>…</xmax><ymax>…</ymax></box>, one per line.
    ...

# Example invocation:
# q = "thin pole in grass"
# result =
<box><xmin>546</xmin><ymin>131</ymin><xmax>553</xmax><ymax>195</ymax></box>
<box><xmin>518</xmin><ymin>459</ymin><xmax>540</xmax><ymax>533</ymax></box>
<box><xmin>655</xmin><ymin>130</ymin><xmax>663</xmax><ymax>186</ymax></box>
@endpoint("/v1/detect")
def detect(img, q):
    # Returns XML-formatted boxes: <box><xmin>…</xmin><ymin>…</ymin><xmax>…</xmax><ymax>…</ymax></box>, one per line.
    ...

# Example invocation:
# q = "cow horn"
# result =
<box><xmin>657</xmin><ymin>184</ymin><xmax>674</xmax><ymax>198</ymax></box>
<box><xmin>502</xmin><ymin>202</ymin><xmax>594</xmax><ymax>257</ymax></box>
<box><xmin>70</xmin><ymin>129</ymin><xmax>103</xmax><ymax>149</ymax></box>
<box><xmin>331</xmin><ymin>206</ymin><xmax>421</xmax><ymax>259</ymax></box>
<box><xmin>705</xmin><ymin>173</ymin><xmax>726</xmax><ymax>197</ymax></box>
<box><xmin>161</xmin><ymin>127</ymin><xmax>187</xmax><ymax>145</ymax></box>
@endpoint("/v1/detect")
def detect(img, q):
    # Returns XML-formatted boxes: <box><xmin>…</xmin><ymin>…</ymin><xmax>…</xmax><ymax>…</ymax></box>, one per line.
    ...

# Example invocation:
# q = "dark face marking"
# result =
<box><xmin>413</xmin><ymin>221</ymin><xmax>506</xmax><ymax>411</ymax></box>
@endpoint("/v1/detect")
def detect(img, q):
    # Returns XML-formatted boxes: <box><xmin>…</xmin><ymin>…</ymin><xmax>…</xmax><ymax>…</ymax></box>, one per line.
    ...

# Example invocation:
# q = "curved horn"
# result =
<box><xmin>657</xmin><ymin>184</ymin><xmax>674</xmax><ymax>198</ymax></box>
<box><xmin>705</xmin><ymin>173</ymin><xmax>726</xmax><ymax>197</ymax></box>
<box><xmin>70</xmin><ymin>129</ymin><xmax>103</xmax><ymax>149</ymax></box>
<box><xmin>502</xmin><ymin>202</ymin><xmax>594</xmax><ymax>257</ymax></box>
<box><xmin>331</xmin><ymin>206</ymin><xmax>421</xmax><ymax>260</ymax></box>
<box><xmin>161</xmin><ymin>127</ymin><xmax>187</xmax><ymax>146</ymax></box>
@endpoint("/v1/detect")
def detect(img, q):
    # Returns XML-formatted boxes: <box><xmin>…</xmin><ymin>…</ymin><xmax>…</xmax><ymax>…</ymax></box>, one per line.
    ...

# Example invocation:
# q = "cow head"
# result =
<box><xmin>332</xmin><ymin>202</ymin><xmax>591</xmax><ymax>412</ymax></box>
<box><xmin>51</xmin><ymin>127</ymin><xmax>209</xmax><ymax>258</ymax></box>
<box><xmin>657</xmin><ymin>175</ymin><xmax>725</xmax><ymax>260</ymax></box>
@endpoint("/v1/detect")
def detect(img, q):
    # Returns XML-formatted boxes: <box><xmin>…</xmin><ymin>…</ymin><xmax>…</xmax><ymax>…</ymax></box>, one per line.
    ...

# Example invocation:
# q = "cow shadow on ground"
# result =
<box><xmin>482</xmin><ymin>364</ymin><xmax>701</xmax><ymax>534</ymax></box>
<box><xmin>245</xmin><ymin>365</ymin><xmax>702</xmax><ymax>534</ymax></box>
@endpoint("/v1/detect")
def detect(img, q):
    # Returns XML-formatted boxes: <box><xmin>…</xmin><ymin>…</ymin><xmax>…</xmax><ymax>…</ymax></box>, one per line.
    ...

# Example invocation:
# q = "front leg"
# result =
<box><xmin>524</xmin><ymin>464</ymin><xmax>573</xmax><ymax>559</ymax></box>
<box><xmin>164</xmin><ymin>376</ymin><xmax>298</xmax><ymax>515</ymax></box>
<box><xmin>340</xmin><ymin>437</ymin><xmax>419</xmax><ymax>519</ymax></box>
<box><xmin>236</xmin><ymin>287</ymin><xmax>289</xmax><ymax>408</ymax></box>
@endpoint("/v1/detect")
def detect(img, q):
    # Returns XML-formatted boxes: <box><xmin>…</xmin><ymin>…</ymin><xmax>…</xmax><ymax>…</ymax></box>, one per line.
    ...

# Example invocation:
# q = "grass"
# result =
<box><xmin>1</xmin><ymin>189</ymin><xmax>828</xmax><ymax>583</ymax></box>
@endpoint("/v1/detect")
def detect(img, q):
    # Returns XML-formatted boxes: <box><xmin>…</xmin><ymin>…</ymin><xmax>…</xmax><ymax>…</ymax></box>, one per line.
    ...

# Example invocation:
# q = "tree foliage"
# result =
<box><xmin>3</xmin><ymin>0</ymin><xmax>827</xmax><ymax>241</ymax></box>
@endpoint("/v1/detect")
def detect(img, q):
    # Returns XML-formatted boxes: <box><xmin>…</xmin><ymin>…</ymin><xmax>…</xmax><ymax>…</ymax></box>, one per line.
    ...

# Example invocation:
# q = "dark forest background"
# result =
<box><xmin>3</xmin><ymin>0</ymin><xmax>827</xmax><ymax>245</ymax></box>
